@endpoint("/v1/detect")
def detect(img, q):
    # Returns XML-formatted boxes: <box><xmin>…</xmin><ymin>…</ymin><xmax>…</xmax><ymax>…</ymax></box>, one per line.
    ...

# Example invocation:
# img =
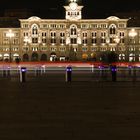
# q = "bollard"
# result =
<box><xmin>133</xmin><ymin>66</ymin><xmax>136</xmax><ymax>82</ymax></box>
<box><xmin>7</xmin><ymin>67</ymin><xmax>11</xmax><ymax>77</ymax></box>
<box><xmin>99</xmin><ymin>65</ymin><xmax>104</xmax><ymax>77</ymax></box>
<box><xmin>35</xmin><ymin>67</ymin><xmax>38</xmax><ymax>76</ymax></box>
<box><xmin>20</xmin><ymin>67</ymin><xmax>27</xmax><ymax>83</ymax></box>
<box><xmin>2</xmin><ymin>67</ymin><xmax>10</xmax><ymax>77</ymax></box>
<box><xmin>111</xmin><ymin>65</ymin><xmax>117</xmax><ymax>82</ymax></box>
<box><xmin>91</xmin><ymin>64</ymin><xmax>94</xmax><ymax>73</ymax></box>
<box><xmin>128</xmin><ymin>65</ymin><xmax>132</xmax><ymax>76</ymax></box>
<box><xmin>3</xmin><ymin>69</ymin><xmax>6</xmax><ymax>77</ymax></box>
<box><xmin>66</xmin><ymin>66</ymin><xmax>72</xmax><ymax>82</ymax></box>
<box><xmin>35</xmin><ymin>67</ymin><xmax>41</xmax><ymax>76</ymax></box>
<box><xmin>42</xmin><ymin>65</ymin><xmax>46</xmax><ymax>74</ymax></box>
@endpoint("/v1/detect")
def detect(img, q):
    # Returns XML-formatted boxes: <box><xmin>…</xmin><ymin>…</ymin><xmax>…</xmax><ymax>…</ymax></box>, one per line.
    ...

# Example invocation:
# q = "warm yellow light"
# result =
<box><xmin>106</xmin><ymin>37</ymin><xmax>110</xmax><ymax>43</ymax></box>
<box><xmin>129</xmin><ymin>28</ymin><xmax>137</xmax><ymax>37</ymax></box>
<box><xmin>6</xmin><ymin>29</ymin><xmax>14</xmax><ymax>38</ymax></box>
<box><xmin>82</xmin><ymin>53</ymin><xmax>88</xmax><ymax>59</ymax></box>
<box><xmin>114</xmin><ymin>36</ymin><xmax>120</xmax><ymax>43</ymax></box>
<box><xmin>69</xmin><ymin>2</ymin><xmax>78</xmax><ymax>10</ymax></box>
<box><xmin>70</xmin><ymin>0</ymin><xmax>77</xmax><ymax>2</ymax></box>
<box><xmin>24</xmin><ymin>36</ymin><xmax>31</xmax><ymax>43</ymax></box>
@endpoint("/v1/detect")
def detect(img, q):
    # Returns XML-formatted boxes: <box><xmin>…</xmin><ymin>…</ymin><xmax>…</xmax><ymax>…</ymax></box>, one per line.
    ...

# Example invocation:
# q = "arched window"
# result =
<box><xmin>119</xmin><ymin>54</ymin><xmax>125</xmax><ymax>61</ymax></box>
<box><xmin>31</xmin><ymin>24</ymin><xmax>39</xmax><ymax>44</ymax></box>
<box><xmin>41</xmin><ymin>54</ymin><xmax>47</xmax><ymax>61</ymax></box>
<box><xmin>31</xmin><ymin>52</ymin><xmax>39</xmax><ymax>61</ymax></box>
<box><xmin>109</xmin><ymin>24</ymin><xmax>116</xmax><ymax>35</ymax></box>
<box><xmin>32</xmin><ymin>24</ymin><xmax>38</xmax><ymax>35</ymax></box>
<box><xmin>70</xmin><ymin>25</ymin><xmax>77</xmax><ymax>35</ymax></box>
<box><xmin>23</xmin><ymin>54</ymin><xmax>29</xmax><ymax>61</ymax></box>
<box><xmin>70</xmin><ymin>25</ymin><xmax>77</xmax><ymax>44</ymax></box>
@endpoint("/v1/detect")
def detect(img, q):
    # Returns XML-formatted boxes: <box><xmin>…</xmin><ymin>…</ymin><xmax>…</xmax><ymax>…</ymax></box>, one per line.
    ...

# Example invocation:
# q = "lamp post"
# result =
<box><xmin>128</xmin><ymin>28</ymin><xmax>137</xmax><ymax>62</ymax></box>
<box><xmin>114</xmin><ymin>36</ymin><xmax>120</xmax><ymax>61</ymax></box>
<box><xmin>129</xmin><ymin>28</ymin><xmax>137</xmax><ymax>43</ymax></box>
<box><xmin>128</xmin><ymin>28</ymin><xmax>137</xmax><ymax>81</ymax></box>
<box><xmin>38</xmin><ymin>40</ymin><xmax>42</xmax><ymax>56</ymax></box>
<box><xmin>6</xmin><ymin>29</ymin><xmax>14</xmax><ymax>62</ymax></box>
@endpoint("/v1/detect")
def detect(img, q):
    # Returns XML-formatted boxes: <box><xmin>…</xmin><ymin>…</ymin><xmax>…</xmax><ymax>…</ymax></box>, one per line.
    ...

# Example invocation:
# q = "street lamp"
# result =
<box><xmin>6</xmin><ymin>29</ymin><xmax>14</xmax><ymax>62</ymax></box>
<box><xmin>114</xmin><ymin>36</ymin><xmax>120</xmax><ymax>61</ymax></box>
<box><xmin>128</xmin><ymin>28</ymin><xmax>137</xmax><ymax>62</ymax></box>
<box><xmin>129</xmin><ymin>28</ymin><xmax>137</xmax><ymax>43</ymax></box>
<box><xmin>38</xmin><ymin>40</ymin><xmax>42</xmax><ymax>61</ymax></box>
<box><xmin>128</xmin><ymin>29</ymin><xmax>138</xmax><ymax>80</ymax></box>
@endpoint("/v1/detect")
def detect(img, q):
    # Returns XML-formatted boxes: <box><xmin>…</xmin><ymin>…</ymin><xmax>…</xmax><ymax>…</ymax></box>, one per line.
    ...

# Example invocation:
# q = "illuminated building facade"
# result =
<box><xmin>0</xmin><ymin>0</ymin><xmax>140</xmax><ymax>62</ymax></box>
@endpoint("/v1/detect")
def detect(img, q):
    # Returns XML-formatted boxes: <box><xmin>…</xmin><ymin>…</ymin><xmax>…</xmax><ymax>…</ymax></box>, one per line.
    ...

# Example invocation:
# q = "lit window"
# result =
<box><xmin>82</xmin><ymin>39</ymin><xmax>87</xmax><ymax>45</ymax></box>
<box><xmin>60</xmin><ymin>32</ymin><xmax>65</xmax><ymax>37</ymax></box>
<box><xmin>60</xmin><ymin>39</ymin><xmax>65</xmax><ymax>44</ymax></box>
<box><xmin>32</xmin><ymin>38</ymin><xmax>38</xmax><ymax>43</ymax></box>
<box><xmin>71</xmin><ymin>38</ymin><xmax>77</xmax><ymax>44</ymax></box>
<box><xmin>109</xmin><ymin>24</ymin><xmax>116</xmax><ymax>34</ymax></box>
<box><xmin>91</xmin><ymin>38</ymin><xmax>97</xmax><ymax>44</ymax></box>
<box><xmin>83</xmin><ymin>32</ymin><xmax>87</xmax><ymax>37</ymax></box>
<box><xmin>91</xmin><ymin>32</ymin><xmax>97</xmax><ymax>37</ymax></box>
<box><xmin>51</xmin><ymin>38</ymin><xmax>56</xmax><ymax>44</ymax></box>
<box><xmin>51</xmin><ymin>32</ymin><xmax>56</xmax><ymax>37</ymax></box>
<box><xmin>42</xmin><ymin>38</ymin><xmax>47</xmax><ymax>44</ymax></box>
<box><xmin>32</xmin><ymin>25</ymin><xmax>38</xmax><ymax>35</ymax></box>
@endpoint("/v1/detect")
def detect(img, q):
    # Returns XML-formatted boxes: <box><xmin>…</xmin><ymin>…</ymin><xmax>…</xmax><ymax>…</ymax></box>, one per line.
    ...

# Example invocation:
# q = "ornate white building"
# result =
<box><xmin>0</xmin><ymin>0</ymin><xmax>140</xmax><ymax>62</ymax></box>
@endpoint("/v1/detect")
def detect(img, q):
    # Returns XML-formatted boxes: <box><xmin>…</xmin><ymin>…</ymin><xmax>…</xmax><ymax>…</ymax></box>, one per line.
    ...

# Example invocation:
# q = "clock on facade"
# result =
<box><xmin>69</xmin><ymin>2</ymin><xmax>78</xmax><ymax>10</ymax></box>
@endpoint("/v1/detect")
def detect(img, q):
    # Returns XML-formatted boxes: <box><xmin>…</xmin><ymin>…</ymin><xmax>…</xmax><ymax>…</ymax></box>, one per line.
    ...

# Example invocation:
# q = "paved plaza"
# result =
<box><xmin>1</xmin><ymin>72</ymin><xmax>140</xmax><ymax>140</ymax></box>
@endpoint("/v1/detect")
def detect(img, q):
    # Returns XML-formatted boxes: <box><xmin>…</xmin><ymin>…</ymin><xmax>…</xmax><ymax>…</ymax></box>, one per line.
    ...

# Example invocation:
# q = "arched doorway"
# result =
<box><xmin>50</xmin><ymin>52</ymin><xmax>57</xmax><ymax>61</ymax></box>
<box><xmin>4</xmin><ymin>54</ymin><xmax>9</xmax><ymax>62</ymax></box>
<box><xmin>60</xmin><ymin>56</ymin><xmax>65</xmax><ymax>61</ymax></box>
<box><xmin>13</xmin><ymin>53</ymin><xmax>19</xmax><ymax>61</ymax></box>
<box><xmin>40</xmin><ymin>54</ymin><xmax>47</xmax><ymax>61</ymax></box>
<box><xmin>0</xmin><ymin>54</ymin><xmax>3</xmax><ymax>61</ymax></box>
<box><xmin>31</xmin><ymin>52</ymin><xmax>38</xmax><ymax>61</ymax></box>
<box><xmin>119</xmin><ymin>54</ymin><xmax>125</xmax><ymax>61</ymax></box>
<box><xmin>23</xmin><ymin>54</ymin><xmax>29</xmax><ymax>61</ymax></box>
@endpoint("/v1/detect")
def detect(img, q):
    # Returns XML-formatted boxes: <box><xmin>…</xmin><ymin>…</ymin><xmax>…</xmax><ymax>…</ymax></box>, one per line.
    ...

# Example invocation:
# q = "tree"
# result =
<box><xmin>15</xmin><ymin>57</ymin><xmax>20</xmax><ymax>64</ymax></box>
<box><xmin>108</xmin><ymin>51</ymin><xmax>118</xmax><ymax>63</ymax></box>
<box><xmin>100</xmin><ymin>51</ymin><xmax>118</xmax><ymax>82</ymax></box>
<box><xmin>100</xmin><ymin>51</ymin><xmax>118</xmax><ymax>64</ymax></box>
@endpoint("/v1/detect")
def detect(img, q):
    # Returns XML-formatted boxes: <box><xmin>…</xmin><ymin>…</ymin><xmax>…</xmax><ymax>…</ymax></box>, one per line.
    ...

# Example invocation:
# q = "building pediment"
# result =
<box><xmin>28</xmin><ymin>16</ymin><xmax>41</xmax><ymax>21</ymax></box>
<box><xmin>107</xmin><ymin>16</ymin><xmax>120</xmax><ymax>21</ymax></box>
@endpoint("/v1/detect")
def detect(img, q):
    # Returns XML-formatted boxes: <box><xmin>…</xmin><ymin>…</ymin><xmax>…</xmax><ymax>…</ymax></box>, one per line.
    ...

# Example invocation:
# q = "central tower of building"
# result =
<box><xmin>64</xmin><ymin>0</ymin><xmax>83</xmax><ymax>20</ymax></box>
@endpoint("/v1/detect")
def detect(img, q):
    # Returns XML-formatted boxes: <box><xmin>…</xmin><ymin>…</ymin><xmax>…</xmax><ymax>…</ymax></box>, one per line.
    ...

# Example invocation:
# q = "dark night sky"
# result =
<box><xmin>0</xmin><ymin>0</ymin><xmax>140</xmax><ymax>18</ymax></box>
